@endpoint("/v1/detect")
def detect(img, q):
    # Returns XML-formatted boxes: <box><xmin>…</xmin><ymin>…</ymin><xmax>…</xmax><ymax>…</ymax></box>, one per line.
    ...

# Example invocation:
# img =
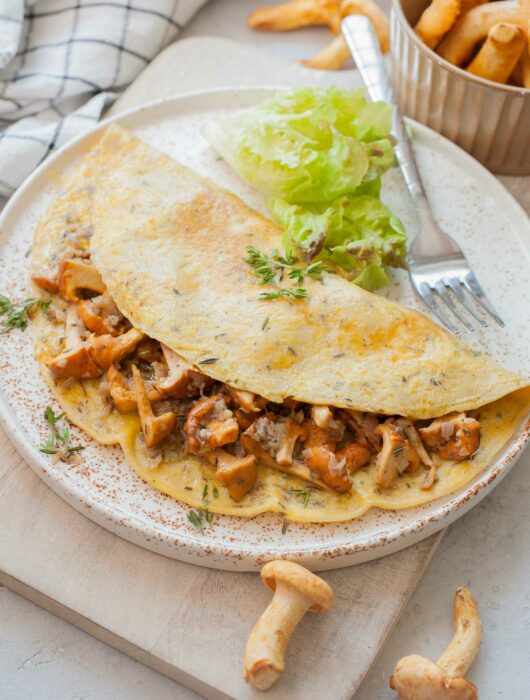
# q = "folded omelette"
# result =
<box><xmin>30</xmin><ymin>124</ymin><xmax>530</xmax><ymax>522</ymax></box>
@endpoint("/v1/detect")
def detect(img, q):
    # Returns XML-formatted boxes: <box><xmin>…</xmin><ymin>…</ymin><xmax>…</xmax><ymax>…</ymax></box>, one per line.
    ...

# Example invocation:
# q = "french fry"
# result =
<box><xmin>511</xmin><ymin>45</ymin><xmax>530</xmax><ymax>87</ymax></box>
<box><xmin>340</xmin><ymin>0</ymin><xmax>390</xmax><ymax>52</ymax></box>
<box><xmin>247</xmin><ymin>0</ymin><xmax>341</xmax><ymax>33</ymax></box>
<box><xmin>301</xmin><ymin>34</ymin><xmax>351</xmax><ymax>69</ymax></box>
<box><xmin>301</xmin><ymin>0</ymin><xmax>389</xmax><ymax>69</ymax></box>
<box><xmin>437</xmin><ymin>1</ymin><xmax>530</xmax><ymax>66</ymax></box>
<box><xmin>461</xmin><ymin>0</ymin><xmax>488</xmax><ymax>12</ymax></box>
<box><xmin>415</xmin><ymin>0</ymin><xmax>462</xmax><ymax>50</ymax></box>
<box><xmin>467</xmin><ymin>22</ymin><xmax>526</xmax><ymax>82</ymax></box>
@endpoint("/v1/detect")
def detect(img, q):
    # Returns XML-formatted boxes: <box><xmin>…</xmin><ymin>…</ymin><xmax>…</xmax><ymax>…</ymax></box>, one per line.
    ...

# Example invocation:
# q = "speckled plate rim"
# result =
<box><xmin>0</xmin><ymin>87</ymin><xmax>529</xmax><ymax>572</ymax></box>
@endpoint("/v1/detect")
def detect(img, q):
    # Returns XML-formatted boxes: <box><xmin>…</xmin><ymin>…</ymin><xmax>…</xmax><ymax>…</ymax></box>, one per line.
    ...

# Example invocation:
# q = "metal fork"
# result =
<box><xmin>342</xmin><ymin>15</ymin><xmax>504</xmax><ymax>333</ymax></box>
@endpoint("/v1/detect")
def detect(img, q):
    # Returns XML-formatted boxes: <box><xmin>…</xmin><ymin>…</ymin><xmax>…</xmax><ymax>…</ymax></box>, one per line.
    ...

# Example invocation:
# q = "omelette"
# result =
<box><xmin>30</xmin><ymin>124</ymin><xmax>530</xmax><ymax>522</ymax></box>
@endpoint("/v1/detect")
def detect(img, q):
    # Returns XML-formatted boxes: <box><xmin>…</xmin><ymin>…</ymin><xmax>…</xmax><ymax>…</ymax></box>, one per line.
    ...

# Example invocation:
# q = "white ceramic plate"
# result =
<box><xmin>0</xmin><ymin>88</ymin><xmax>528</xmax><ymax>572</ymax></box>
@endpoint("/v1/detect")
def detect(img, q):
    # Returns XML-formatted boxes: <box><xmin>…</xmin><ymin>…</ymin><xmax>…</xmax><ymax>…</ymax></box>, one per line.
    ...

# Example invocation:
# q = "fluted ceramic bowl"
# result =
<box><xmin>391</xmin><ymin>0</ymin><xmax>530</xmax><ymax>174</ymax></box>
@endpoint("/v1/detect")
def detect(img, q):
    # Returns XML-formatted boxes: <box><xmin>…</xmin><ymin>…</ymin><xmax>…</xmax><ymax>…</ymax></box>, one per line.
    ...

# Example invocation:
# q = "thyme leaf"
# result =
<box><xmin>290</xmin><ymin>488</ymin><xmax>311</xmax><ymax>507</ymax></box>
<box><xmin>39</xmin><ymin>406</ymin><xmax>85</xmax><ymax>460</ymax></box>
<box><xmin>187</xmin><ymin>509</ymin><xmax>204</xmax><ymax>532</ymax></box>
<box><xmin>187</xmin><ymin>501</ymin><xmax>215</xmax><ymax>532</ymax></box>
<box><xmin>244</xmin><ymin>246</ymin><xmax>322</xmax><ymax>301</ymax></box>
<box><xmin>0</xmin><ymin>295</ymin><xmax>50</xmax><ymax>335</ymax></box>
<box><xmin>259</xmin><ymin>287</ymin><xmax>307</xmax><ymax>301</ymax></box>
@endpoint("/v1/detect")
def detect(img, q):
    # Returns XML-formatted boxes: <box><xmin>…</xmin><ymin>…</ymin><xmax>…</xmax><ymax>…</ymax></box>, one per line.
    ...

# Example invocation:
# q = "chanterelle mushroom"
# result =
<box><xmin>227</xmin><ymin>386</ymin><xmax>267</xmax><ymax>413</ymax></box>
<box><xmin>107</xmin><ymin>365</ymin><xmax>162</xmax><ymax>413</ymax></box>
<box><xmin>310</xmin><ymin>405</ymin><xmax>345</xmax><ymax>440</ymax></box>
<box><xmin>58</xmin><ymin>259</ymin><xmax>106</xmax><ymax>302</ymax></box>
<box><xmin>335</xmin><ymin>441</ymin><xmax>371</xmax><ymax>474</ymax></box>
<box><xmin>390</xmin><ymin>587</ymin><xmax>482</xmax><ymax>699</ymax></box>
<box><xmin>87</xmin><ymin>327</ymin><xmax>145</xmax><ymax>371</ymax></box>
<box><xmin>303</xmin><ymin>445</ymin><xmax>352</xmax><ymax>493</ymax></box>
<box><xmin>343</xmin><ymin>409</ymin><xmax>381</xmax><ymax>450</ymax></box>
<box><xmin>156</xmin><ymin>344</ymin><xmax>212</xmax><ymax>398</ymax></box>
<box><xmin>131</xmin><ymin>364</ymin><xmax>177</xmax><ymax>448</ymax></box>
<box><xmin>244</xmin><ymin>560</ymin><xmax>334</xmax><ymax>691</ymax></box>
<box><xmin>374</xmin><ymin>422</ymin><xmax>420</xmax><ymax>488</ymax></box>
<box><xmin>77</xmin><ymin>294</ymin><xmax>123</xmax><ymax>336</ymax></box>
<box><xmin>419</xmin><ymin>414</ymin><xmax>481</xmax><ymax>462</ymax></box>
<box><xmin>47</xmin><ymin>315</ymin><xmax>144</xmax><ymax>379</ymax></box>
<box><xmin>32</xmin><ymin>272</ymin><xmax>59</xmax><ymax>294</ymax></box>
<box><xmin>392</xmin><ymin>418</ymin><xmax>436</xmax><ymax>490</ymax></box>
<box><xmin>241</xmin><ymin>416</ymin><xmax>331</xmax><ymax>490</ymax></box>
<box><xmin>185</xmin><ymin>395</ymin><xmax>239</xmax><ymax>454</ymax></box>
<box><xmin>302</xmin><ymin>420</ymin><xmax>351</xmax><ymax>493</ymax></box>
<box><xmin>241</xmin><ymin>415</ymin><xmax>292</xmax><ymax>467</ymax></box>
<box><xmin>310</xmin><ymin>405</ymin><xmax>334</xmax><ymax>428</ymax></box>
<box><xmin>204</xmin><ymin>448</ymin><xmax>257</xmax><ymax>502</ymax></box>
<box><xmin>45</xmin><ymin>305</ymin><xmax>101</xmax><ymax>379</ymax></box>
<box><xmin>276</xmin><ymin>417</ymin><xmax>304</xmax><ymax>466</ymax></box>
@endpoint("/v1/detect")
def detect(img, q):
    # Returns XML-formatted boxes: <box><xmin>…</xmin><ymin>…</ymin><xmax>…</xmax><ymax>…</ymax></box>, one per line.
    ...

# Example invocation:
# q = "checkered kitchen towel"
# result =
<box><xmin>0</xmin><ymin>0</ymin><xmax>208</xmax><ymax>197</ymax></box>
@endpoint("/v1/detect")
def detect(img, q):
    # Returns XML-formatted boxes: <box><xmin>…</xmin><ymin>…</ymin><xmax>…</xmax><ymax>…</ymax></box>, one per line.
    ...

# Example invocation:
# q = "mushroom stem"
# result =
<box><xmin>437</xmin><ymin>587</ymin><xmax>482</xmax><ymax>678</ymax></box>
<box><xmin>244</xmin><ymin>561</ymin><xmax>333</xmax><ymax>691</ymax></box>
<box><xmin>390</xmin><ymin>586</ymin><xmax>481</xmax><ymax>699</ymax></box>
<box><xmin>244</xmin><ymin>581</ymin><xmax>315</xmax><ymax>690</ymax></box>
<box><xmin>131</xmin><ymin>364</ymin><xmax>177</xmax><ymax>448</ymax></box>
<box><xmin>45</xmin><ymin>305</ymin><xmax>101</xmax><ymax>379</ymax></box>
<box><xmin>203</xmin><ymin>449</ymin><xmax>257</xmax><ymax>502</ymax></box>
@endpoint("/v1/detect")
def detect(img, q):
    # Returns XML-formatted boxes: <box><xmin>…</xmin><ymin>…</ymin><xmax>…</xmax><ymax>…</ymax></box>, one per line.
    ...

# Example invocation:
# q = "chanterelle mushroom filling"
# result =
<box><xmin>37</xmin><ymin>251</ymin><xmax>483</xmax><ymax>500</ymax></box>
<box><xmin>419</xmin><ymin>413</ymin><xmax>481</xmax><ymax>461</ymax></box>
<box><xmin>185</xmin><ymin>395</ymin><xmax>239</xmax><ymax>454</ymax></box>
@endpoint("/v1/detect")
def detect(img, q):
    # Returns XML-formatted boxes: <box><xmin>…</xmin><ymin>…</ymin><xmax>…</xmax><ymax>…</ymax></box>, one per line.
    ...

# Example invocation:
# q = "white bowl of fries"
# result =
<box><xmin>390</xmin><ymin>0</ymin><xmax>530</xmax><ymax>174</ymax></box>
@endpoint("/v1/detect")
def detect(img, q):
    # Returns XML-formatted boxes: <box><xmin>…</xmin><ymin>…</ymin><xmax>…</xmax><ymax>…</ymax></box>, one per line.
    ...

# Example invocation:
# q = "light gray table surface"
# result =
<box><xmin>1</xmin><ymin>2</ymin><xmax>529</xmax><ymax>698</ymax></box>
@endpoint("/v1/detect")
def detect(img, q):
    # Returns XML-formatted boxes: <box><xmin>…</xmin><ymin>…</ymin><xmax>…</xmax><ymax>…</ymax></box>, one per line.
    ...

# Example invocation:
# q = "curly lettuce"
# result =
<box><xmin>273</xmin><ymin>196</ymin><xmax>407</xmax><ymax>291</ymax></box>
<box><xmin>205</xmin><ymin>87</ymin><xmax>407</xmax><ymax>290</ymax></box>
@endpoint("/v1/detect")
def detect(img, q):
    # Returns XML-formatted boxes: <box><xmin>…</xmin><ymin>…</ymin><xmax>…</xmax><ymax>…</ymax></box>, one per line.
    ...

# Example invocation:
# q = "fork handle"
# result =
<box><xmin>341</xmin><ymin>16</ymin><xmax>430</xmax><ymax>215</ymax></box>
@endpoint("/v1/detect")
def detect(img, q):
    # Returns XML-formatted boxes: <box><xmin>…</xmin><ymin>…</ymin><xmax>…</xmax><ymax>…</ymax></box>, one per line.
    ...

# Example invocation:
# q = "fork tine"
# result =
<box><xmin>433</xmin><ymin>281</ymin><xmax>475</xmax><ymax>332</ymax></box>
<box><xmin>447</xmin><ymin>278</ymin><xmax>488</xmax><ymax>328</ymax></box>
<box><xmin>463</xmin><ymin>272</ymin><xmax>505</xmax><ymax>327</ymax></box>
<box><xmin>418</xmin><ymin>282</ymin><xmax>459</xmax><ymax>334</ymax></box>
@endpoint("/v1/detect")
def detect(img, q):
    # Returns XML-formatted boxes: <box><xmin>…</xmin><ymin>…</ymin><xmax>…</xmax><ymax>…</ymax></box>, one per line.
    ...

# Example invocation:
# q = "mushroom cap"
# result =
<box><xmin>390</xmin><ymin>654</ymin><xmax>478</xmax><ymax>700</ymax></box>
<box><xmin>261</xmin><ymin>561</ymin><xmax>333</xmax><ymax>612</ymax></box>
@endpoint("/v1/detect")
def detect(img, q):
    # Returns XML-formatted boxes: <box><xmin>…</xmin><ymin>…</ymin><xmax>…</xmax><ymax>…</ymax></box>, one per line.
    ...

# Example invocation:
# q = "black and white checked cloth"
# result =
<box><xmin>0</xmin><ymin>0</ymin><xmax>208</xmax><ymax>197</ymax></box>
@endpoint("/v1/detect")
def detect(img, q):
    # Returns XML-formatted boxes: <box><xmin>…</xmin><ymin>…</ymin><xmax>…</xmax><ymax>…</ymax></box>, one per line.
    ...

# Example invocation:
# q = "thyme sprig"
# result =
<box><xmin>39</xmin><ymin>406</ymin><xmax>85</xmax><ymax>460</ymax></box>
<box><xmin>187</xmin><ymin>506</ymin><xmax>214</xmax><ymax>532</ymax></box>
<box><xmin>187</xmin><ymin>484</ymin><xmax>216</xmax><ymax>532</ymax></box>
<box><xmin>187</xmin><ymin>509</ymin><xmax>205</xmax><ymax>532</ymax></box>
<box><xmin>290</xmin><ymin>488</ymin><xmax>311</xmax><ymax>508</ymax></box>
<box><xmin>0</xmin><ymin>294</ymin><xmax>50</xmax><ymax>335</ymax></box>
<box><xmin>244</xmin><ymin>247</ymin><xmax>322</xmax><ymax>301</ymax></box>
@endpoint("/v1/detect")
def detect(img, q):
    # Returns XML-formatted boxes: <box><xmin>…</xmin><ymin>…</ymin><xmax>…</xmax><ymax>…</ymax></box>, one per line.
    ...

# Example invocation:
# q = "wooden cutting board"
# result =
<box><xmin>0</xmin><ymin>37</ymin><xmax>444</xmax><ymax>700</ymax></box>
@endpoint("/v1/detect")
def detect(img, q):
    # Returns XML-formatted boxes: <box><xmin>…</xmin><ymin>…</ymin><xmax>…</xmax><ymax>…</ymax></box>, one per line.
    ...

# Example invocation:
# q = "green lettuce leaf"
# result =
<box><xmin>204</xmin><ymin>87</ymin><xmax>407</xmax><ymax>290</ymax></box>
<box><xmin>273</xmin><ymin>196</ymin><xmax>407</xmax><ymax>291</ymax></box>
